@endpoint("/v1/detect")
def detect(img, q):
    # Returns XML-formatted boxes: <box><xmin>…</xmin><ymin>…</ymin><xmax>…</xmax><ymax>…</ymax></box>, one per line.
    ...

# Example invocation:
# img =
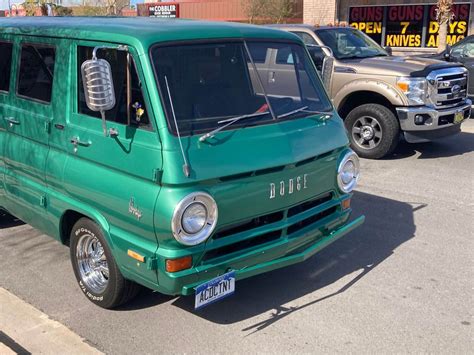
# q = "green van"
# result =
<box><xmin>0</xmin><ymin>17</ymin><xmax>364</xmax><ymax>309</ymax></box>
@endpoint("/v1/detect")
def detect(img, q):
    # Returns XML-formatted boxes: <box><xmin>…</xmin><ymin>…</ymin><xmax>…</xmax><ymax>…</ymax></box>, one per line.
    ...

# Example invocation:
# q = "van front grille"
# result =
<box><xmin>203</xmin><ymin>192</ymin><xmax>338</xmax><ymax>262</ymax></box>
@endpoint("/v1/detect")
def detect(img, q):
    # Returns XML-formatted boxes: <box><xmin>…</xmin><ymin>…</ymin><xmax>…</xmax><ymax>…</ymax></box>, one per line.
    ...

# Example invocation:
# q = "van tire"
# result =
<box><xmin>345</xmin><ymin>104</ymin><xmax>400</xmax><ymax>159</ymax></box>
<box><xmin>70</xmin><ymin>218</ymin><xmax>140</xmax><ymax>309</ymax></box>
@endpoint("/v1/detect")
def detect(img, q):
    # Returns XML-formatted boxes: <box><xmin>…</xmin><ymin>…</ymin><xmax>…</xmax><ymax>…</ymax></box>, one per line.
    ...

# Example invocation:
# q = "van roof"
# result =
<box><xmin>0</xmin><ymin>17</ymin><xmax>299</xmax><ymax>52</ymax></box>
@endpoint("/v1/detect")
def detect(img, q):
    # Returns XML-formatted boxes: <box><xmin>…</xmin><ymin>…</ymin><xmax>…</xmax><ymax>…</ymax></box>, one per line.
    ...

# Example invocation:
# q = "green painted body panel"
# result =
<box><xmin>0</xmin><ymin>18</ymin><xmax>363</xmax><ymax>297</ymax></box>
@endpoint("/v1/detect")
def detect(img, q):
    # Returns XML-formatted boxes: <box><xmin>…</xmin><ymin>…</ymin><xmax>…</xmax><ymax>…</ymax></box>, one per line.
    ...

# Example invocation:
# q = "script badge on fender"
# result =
<box><xmin>195</xmin><ymin>271</ymin><xmax>235</xmax><ymax>309</ymax></box>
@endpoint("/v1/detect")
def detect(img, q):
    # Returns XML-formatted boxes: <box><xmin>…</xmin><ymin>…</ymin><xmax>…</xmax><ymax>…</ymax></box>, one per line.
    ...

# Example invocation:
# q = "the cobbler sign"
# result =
<box><xmin>148</xmin><ymin>3</ymin><xmax>179</xmax><ymax>18</ymax></box>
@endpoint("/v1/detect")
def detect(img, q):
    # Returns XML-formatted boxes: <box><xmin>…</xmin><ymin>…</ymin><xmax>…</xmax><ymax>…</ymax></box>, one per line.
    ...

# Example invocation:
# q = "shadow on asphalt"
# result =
<box><xmin>125</xmin><ymin>191</ymin><xmax>420</xmax><ymax>329</ymax></box>
<box><xmin>386</xmin><ymin>131</ymin><xmax>474</xmax><ymax>160</ymax></box>
<box><xmin>0</xmin><ymin>212</ymin><xmax>25</xmax><ymax>229</ymax></box>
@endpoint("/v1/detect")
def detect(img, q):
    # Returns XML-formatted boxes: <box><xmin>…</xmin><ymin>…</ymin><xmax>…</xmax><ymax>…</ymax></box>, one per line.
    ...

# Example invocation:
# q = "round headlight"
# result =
<box><xmin>337</xmin><ymin>150</ymin><xmax>360</xmax><ymax>193</ymax></box>
<box><xmin>172</xmin><ymin>192</ymin><xmax>218</xmax><ymax>246</ymax></box>
<box><xmin>181</xmin><ymin>202</ymin><xmax>207</xmax><ymax>234</ymax></box>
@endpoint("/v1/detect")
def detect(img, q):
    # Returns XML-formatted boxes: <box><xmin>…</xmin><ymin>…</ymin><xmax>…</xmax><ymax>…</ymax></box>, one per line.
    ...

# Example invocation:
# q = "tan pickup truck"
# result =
<box><xmin>272</xmin><ymin>25</ymin><xmax>472</xmax><ymax>158</ymax></box>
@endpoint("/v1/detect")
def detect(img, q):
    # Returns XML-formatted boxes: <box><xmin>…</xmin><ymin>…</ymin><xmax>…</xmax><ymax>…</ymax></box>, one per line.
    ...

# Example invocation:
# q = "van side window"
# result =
<box><xmin>77</xmin><ymin>46</ymin><xmax>150</xmax><ymax>129</ymax></box>
<box><xmin>18</xmin><ymin>44</ymin><xmax>56</xmax><ymax>103</ymax></box>
<box><xmin>0</xmin><ymin>42</ymin><xmax>13</xmax><ymax>92</ymax></box>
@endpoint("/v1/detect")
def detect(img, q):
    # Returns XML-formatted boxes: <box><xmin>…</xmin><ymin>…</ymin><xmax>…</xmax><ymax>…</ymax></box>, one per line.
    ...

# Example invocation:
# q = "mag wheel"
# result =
<box><xmin>70</xmin><ymin>218</ymin><xmax>139</xmax><ymax>309</ymax></box>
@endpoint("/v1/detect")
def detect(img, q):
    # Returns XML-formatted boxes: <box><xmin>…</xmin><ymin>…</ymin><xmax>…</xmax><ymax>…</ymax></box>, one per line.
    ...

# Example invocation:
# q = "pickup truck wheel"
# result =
<box><xmin>70</xmin><ymin>218</ymin><xmax>139</xmax><ymax>309</ymax></box>
<box><xmin>345</xmin><ymin>104</ymin><xmax>400</xmax><ymax>159</ymax></box>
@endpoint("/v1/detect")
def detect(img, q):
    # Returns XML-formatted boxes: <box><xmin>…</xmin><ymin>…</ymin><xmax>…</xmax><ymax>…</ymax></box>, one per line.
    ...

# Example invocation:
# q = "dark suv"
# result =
<box><xmin>429</xmin><ymin>35</ymin><xmax>474</xmax><ymax>108</ymax></box>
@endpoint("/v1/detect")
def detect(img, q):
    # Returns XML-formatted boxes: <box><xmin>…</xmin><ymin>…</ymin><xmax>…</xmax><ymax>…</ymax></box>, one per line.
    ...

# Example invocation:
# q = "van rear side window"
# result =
<box><xmin>0</xmin><ymin>42</ymin><xmax>13</xmax><ymax>92</ymax></box>
<box><xmin>18</xmin><ymin>44</ymin><xmax>56</xmax><ymax>103</ymax></box>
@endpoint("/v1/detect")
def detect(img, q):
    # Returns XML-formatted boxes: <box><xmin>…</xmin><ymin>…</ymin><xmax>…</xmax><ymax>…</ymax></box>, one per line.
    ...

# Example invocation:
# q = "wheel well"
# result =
<box><xmin>60</xmin><ymin>210</ymin><xmax>87</xmax><ymax>246</ymax></box>
<box><xmin>338</xmin><ymin>91</ymin><xmax>397</xmax><ymax>119</ymax></box>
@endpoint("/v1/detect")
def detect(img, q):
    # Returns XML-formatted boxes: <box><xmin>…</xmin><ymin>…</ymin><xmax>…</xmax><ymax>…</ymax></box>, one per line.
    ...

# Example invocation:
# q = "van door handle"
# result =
<box><xmin>4</xmin><ymin>117</ymin><xmax>20</xmax><ymax>126</ymax></box>
<box><xmin>70</xmin><ymin>137</ymin><xmax>91</xmax><ymax>148</ymax></box>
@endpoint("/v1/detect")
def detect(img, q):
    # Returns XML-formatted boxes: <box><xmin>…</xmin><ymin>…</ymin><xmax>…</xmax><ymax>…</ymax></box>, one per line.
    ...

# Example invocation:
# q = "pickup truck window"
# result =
<box><xmin>151</xmin><ymin>41</ymin><xmax>331</xmax><ymax>136</ymax></box>
<box><xmin>77</xmin><ymin>46</ymin><xmax>151</xmax><ymax>129</ymax></box>
<box><xmin>0</xmin><ymin>42</ymin><xmax>12</xmax><ymax>92</ymax></box>
<box><xmin>316</xmin><ymin>28</ymin><xmax>387</xmax><ymax>60</ymax></box>
<box><xmin>293</xmin><ymin>32</ymin><xmax>318</xmax><ymax>46</ymax></box>
<box><xmin>18</xmin><ymin>44</ymin><xmax>56</xmax><ymax>103</ymax></box>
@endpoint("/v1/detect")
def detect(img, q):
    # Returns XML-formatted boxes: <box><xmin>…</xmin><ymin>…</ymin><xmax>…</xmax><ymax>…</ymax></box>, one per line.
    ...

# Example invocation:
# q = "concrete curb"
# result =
<box><xmin>0</xmin><ymin>287</ymin><xmax>103</xmax><ymax>355</ymax></box>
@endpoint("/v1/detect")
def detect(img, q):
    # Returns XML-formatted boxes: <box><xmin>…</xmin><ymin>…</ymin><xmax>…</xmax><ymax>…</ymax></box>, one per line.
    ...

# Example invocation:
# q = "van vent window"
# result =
<box><xmin>0</xmin><ymin>42</ymin><xmax>13</xmax><ymax>92</ymax></box>
<box><xmin>77</xmin><ymin>46</ymin><xmax>150</xmax><ymax>129</ymax></box>
<box><xmin>18</xmin><ymin>44</ymin><xmax>56</xmax><ymax>103</ymax></box>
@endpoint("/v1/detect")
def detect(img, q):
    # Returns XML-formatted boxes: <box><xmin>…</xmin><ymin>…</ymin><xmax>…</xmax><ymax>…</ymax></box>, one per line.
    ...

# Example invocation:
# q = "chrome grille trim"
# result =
<box><xmin>427</xmin><ymin>67</ymin><xmax>469</xmax><ymax>109</ymax></box>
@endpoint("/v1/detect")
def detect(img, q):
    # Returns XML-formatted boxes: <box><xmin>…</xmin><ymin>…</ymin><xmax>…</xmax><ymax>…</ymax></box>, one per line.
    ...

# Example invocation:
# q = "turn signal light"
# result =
<box><xmin>127</xmin><ymin>249</ymin><xmax>145</xmax><ymax>263</ymax></box>
<box><xmin>341</xmin><ymin>198</ymin><xmax>351</xmax><ymax>210</ymax></box>
<box><xmin>396</xmin><ymin>82</ymin><xmax>409</xmax><ymax>92</ymax></box>
<box><xmin>166</xmin><ymin>256</ymin><xmax>192</xmax><ymax>273</ymax></box>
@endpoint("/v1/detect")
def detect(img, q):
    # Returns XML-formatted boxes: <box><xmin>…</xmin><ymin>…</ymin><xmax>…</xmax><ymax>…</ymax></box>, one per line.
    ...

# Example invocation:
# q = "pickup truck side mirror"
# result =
<box><xmin>384</xmin><ymin>46</ymin><xmax>393</xmax><ymax>56</ymax></box>
<box><xmin>444</xmin><ymin>45</ymin><xmax>452</xmax><ymax>61</ymax></box>
<box><xmin>81</xmin><ymin>47</ymin><xmax>116</xmax><ymax>136</ymax></box>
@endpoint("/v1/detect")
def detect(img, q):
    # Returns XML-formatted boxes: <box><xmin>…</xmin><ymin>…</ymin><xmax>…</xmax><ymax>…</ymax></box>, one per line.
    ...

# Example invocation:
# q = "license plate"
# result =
<box><xmin>454</xmin><ymin>111</ymin><xmax>465</xmax><ymax>124</ymax></box>
<box><xmin>195</xmin><ymin>271</ymin><xmax>235</xmax><ymax>309</ymax></box>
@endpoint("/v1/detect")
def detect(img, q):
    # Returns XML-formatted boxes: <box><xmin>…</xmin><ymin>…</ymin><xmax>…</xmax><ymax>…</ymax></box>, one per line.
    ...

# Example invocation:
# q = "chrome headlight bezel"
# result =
<box><xmin>171</xmin><ymin>192</ymin><xmax>218</xmax><ymax>246</ymax></box>
<box><xmin>337</xmin><ymin>150</ymin><xmax>360</xmax><ymax>193</ymax></box>
<box><xmin>396</xmin><ymin>77</ymin><xmax>428</xmax><ymax>106</ymax></box>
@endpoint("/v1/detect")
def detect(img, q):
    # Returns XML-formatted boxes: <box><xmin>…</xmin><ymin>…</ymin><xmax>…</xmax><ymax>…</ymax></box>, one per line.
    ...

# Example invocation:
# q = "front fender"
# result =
<box><xmin>333</xmin><ymin>79</ymin><xmax>408</xmax><ymax>109</ymax></box>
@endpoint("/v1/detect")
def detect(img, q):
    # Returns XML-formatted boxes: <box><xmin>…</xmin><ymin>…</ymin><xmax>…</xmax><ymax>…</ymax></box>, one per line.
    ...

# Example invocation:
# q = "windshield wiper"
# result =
<box><xmin>278</xmin><ymin>106</ymin><xmax>333</xmax><ymax>120</ymax></box>
<box><xmin>277</xmin><ymin>106</ymin><xmax>308</xmax><ymax>119</ymax></box>
<box><xmin>199</xmin><ymin>111</ymin><xmax>270</xmax><ymax>142</ymax></box>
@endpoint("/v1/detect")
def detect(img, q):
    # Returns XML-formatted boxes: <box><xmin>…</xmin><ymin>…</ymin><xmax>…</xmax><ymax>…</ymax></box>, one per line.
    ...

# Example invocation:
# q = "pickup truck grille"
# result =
<box><xmin>427</xmin><ymin>67</ymin><xmax>469</xmax><ymax>109</ymax></box>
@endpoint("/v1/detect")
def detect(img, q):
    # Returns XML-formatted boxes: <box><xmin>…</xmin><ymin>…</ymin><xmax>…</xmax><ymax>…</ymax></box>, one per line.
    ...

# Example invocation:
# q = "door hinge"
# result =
<box><xmin>146</xmin><ymin>256</ymin><xmax>158</xmax><ymax>270</ymax></box>
<box><xmin>40</xmin><ymin>195</ymin><xmax>47</xmax><ymax>207</ymax></box>
<box><xmin>44</xmin><ymin>121</ymin><xmax>51</xmax><ymax>133</ymax></box>
<box><xmin>152</xmin><ymin>169</ymin><xmax>163</xmax><ymax>183</ymax></box>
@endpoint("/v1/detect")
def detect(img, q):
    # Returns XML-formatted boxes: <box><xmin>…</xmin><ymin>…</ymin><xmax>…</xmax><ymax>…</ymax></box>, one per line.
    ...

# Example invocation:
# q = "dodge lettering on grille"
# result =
<box><xmin>270</xmin><ymin>174</ymin><xmax>308</xmax><ymax>199</ymax></box>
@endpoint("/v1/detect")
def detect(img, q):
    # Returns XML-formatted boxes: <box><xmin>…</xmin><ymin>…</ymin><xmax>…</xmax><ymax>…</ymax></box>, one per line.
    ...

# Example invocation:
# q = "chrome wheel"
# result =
<box><xmin>76</xmin><ymin>233</ymin><xmax>109</xmax><ymax>294</ymax></box>
<box><xmin>352</xmin><ymin>116</ymin><xmax>383</xmax><ymax>150</ymax></box>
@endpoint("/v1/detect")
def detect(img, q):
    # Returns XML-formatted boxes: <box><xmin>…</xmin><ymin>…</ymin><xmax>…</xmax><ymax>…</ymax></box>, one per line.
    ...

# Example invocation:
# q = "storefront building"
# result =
<box><xmin>304</xmin><ymin>0</ymin><xmax>473</xmax><ymax>52</ymax></box>
<box><xmin>138</xmin><ymin>0</ymin><xmax>303</xmax><ymax>23</ymax></box>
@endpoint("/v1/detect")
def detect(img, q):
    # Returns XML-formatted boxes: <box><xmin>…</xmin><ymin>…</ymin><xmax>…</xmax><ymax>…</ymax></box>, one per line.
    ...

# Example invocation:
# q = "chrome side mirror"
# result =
<box><xmin>321</xmin><ymin>56</ymin><xmax>334</xmax><ymax>92</ymax></box>
<box><xmin>81</xmin><ymin>47</ymin><xmax>116</xmax><ymax>136</ymax></box>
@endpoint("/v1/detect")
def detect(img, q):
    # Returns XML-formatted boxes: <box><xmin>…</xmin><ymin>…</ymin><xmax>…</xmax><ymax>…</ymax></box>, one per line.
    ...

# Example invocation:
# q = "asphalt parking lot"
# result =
<box><xmin>1</xmin><ymin>120</ymin><xmax>473</xmax><ymax>354</ymax></box>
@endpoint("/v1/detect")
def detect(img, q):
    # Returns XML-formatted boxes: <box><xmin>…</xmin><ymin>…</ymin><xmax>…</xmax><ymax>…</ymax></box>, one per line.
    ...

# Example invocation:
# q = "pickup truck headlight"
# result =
<box><xmin>337</xmin><ymin>150</ymin><xmax>360</xmax><ymax>193</ymax></box>
<box><xmin>172</xmin><ymin>192</ymin><xmax>218</xmax><ymax>246</ymax></box>
<box><xmin>396</xmin><ymin>77</ymin><xmax>427</xmax><ymax>106</ymax></box>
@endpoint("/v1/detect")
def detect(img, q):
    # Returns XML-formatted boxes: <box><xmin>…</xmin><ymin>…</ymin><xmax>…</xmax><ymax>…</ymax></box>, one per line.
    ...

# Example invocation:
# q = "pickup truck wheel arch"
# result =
<box><xmin>335</xmin><ymin>81</ymin><xmax>408</xmax><ymax>116</ymax></box>
<box><xmin>337</xmin><ymin>90</ymin><xmax>401</xmax><ymax>120</ymax></box>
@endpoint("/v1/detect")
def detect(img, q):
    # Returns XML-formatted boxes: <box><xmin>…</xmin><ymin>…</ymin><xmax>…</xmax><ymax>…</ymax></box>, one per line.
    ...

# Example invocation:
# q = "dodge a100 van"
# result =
<box><xmin>0</xmin><ymin>18</ymin><xmax>364</xmax><ymax>309</ymax></box>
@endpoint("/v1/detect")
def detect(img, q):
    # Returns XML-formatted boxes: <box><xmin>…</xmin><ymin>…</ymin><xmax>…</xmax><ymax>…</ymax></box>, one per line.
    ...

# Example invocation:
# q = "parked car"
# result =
<box><xmin>272</xmin><ymin>25</ymin><xmax>472</xmax><ymax>159</ymax></box>
<box><xmin>422</xmin><ymin>35</ymin><xmax>474</xmax><ymax>111</ymax></box>
<box><xmin>0</xmin><ymin>18</ymin><xmax>364</xmax><ymax>309</ymax></box>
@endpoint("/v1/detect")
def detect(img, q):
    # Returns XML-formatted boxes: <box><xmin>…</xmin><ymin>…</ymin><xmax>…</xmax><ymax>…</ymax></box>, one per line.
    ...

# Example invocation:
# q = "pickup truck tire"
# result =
<box><xmin>70</xmin><ymin>218</ymin><xmax>140</xmax><ymax>309</ymax></box>
<box><xmin>345</xmin><ymin>104</ymin><xmax>400</xmax><ymax>159</ymax></box>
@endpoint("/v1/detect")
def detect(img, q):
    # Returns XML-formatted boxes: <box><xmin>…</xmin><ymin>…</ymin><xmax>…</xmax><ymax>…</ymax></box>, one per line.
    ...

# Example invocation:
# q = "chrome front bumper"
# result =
<box><xmin>396</xmin><ymin>100</ymin><xmax>472</xmax><ymax>143</ymax></box>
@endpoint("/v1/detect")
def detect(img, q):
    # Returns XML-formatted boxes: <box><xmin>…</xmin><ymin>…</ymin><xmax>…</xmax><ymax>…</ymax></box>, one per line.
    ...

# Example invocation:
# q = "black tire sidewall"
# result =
<box><xmin>345</xmin><ymin>104</ymin><xmax>400</xmax><ymax>159</ymax></box>
<box><xmin>70</xmin><ymin>218</ymin><xmax>122</xmax><ymax>308</ymax></box>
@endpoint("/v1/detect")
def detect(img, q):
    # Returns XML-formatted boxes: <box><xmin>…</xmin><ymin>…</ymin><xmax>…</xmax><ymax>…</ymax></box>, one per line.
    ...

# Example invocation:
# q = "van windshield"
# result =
<box><xmin>151</xmin><ymin>41</ymin><xmax>332</xmax><ymax>136</ymax></box>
